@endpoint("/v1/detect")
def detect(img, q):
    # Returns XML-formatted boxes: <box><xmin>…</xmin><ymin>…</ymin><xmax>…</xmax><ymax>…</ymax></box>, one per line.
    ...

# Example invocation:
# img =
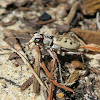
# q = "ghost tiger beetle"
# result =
<box><xmin>28</xmin><ymin>32</ymin><xmax>80</xmax><ymax>51</ymax></box>
<box><xmin>27</xmin><ymin>32</ymin><xmax>83</xmax><ymax>58</ymax></box>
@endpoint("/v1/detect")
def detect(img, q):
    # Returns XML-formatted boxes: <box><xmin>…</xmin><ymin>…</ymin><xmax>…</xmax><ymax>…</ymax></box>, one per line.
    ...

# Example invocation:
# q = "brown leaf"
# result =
<box><xmin>71</xmin><ymin>28</ymin><xmax>100</xmax><ymax>45</ymax></box>
<box><xmin>71</xmin><ymin>61</ymin><xmax>84</xmax><ymax>69</ymax></box>
<box><xmin>65</xmin><ymin>70</ymin><xmax>80</xmax><ymax>86</ymax></box>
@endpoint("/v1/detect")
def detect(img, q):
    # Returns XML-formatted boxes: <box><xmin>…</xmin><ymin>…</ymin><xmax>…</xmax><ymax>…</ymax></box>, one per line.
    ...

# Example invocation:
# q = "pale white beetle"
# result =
<box><xmin>28</xmin><ymin>32</ymin><xmax>80</xmax><ymax>51</ymax></box>
<box><xmin>28</xmin><ymin>32</ymin><xmax>80</xmax><ymax>83</ymax></box>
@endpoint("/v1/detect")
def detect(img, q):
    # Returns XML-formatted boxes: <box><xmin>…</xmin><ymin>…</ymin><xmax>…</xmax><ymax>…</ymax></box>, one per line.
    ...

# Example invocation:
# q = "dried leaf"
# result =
<box><xmin>71</xmin><ymin>28</ymin><xmax>100</xmax><ymax>45</ymax></box>
<box><xmin>80</xmin><ymin>44</ymin><xmax>100</xmax><ymax>52</ymax></box>
<box><xmin>80</xmin><ymin>0</ymin><xmax>100</xmax><ymax>15</ymax></box>
<box><xmin>65</xmin><ymin>70</ymin><xmax>80</xmax><ymax>86</ymax></box>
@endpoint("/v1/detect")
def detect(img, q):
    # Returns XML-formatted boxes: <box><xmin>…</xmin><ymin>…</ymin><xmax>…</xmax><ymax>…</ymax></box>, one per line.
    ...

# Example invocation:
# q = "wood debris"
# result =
<box><xmin>33</xmin><ymin>46</ymin><xmax>40</xmax><ymax>93</ymax></box>
<box><xmin>80</xmin><ymin>44</ymin><xmax>100</xmax><ymax>52</ymax></box>
<box><xmin>80</xmin><ymin>0</ymin><xmax>100</xmax><ymax>15</ymax></box>
<box><xmin>88</xmin><ymin>66</ymin><xmax>100</xmax><ymax>75</ymax></box>
<box><xmin>20</xmin><ymin>75</ymin><xmax>34</xmax><ymax>91</ymax></box>
<box><xmin>71</xmin><ymin>60</ymin><xmax>84</xmax><ymax>69</ymax></box>
<box><xmin>71</xmin><ymin>28</ymin><xmax>100</xmax><ymax>45</ymax></box>
<box><xmin>64</xmin><ymin>1</ymin><xmax>79</xmax><ymax>25</ymax></box>
<box><xmin>65</xmin><ymin>70</ymin><xmax>80</xmax><ymax>86</ymax></box>
<box><xmin>0</xmin><ymin>17</ymin><xmax>17</xmax><ymax>27</ymax></box>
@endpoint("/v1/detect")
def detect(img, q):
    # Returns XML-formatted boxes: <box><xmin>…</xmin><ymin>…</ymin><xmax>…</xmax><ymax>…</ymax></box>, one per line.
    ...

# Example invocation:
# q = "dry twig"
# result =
<box><xmin>33</xmin><ymin>46</ymin><xmax>40</xmax><ymax>93</ymax></box>
<box><xmin>71</xmin><ymin>32</ymin><xmax>86</xmax><ymax>46</ymax></box>
<box><xmin>48</xmin><ymin>82</ymin><xmax>54</xmax><ymax>100</ymax></box>
<box><xmin>80</xmin><ymin>44</ymin><xmax>100</xmax><ymax>52</ymax></box>
<box><xmin>47</xmin><ymin>49</ymin><xmax>62</xmax><ymax>82</ymax></box>
<box><xmin>64</xmin><ymin>1</ymin><xmax>79</xmax><ymax>25</ymax></box>
<box><xmin>88</xmin><ymin>66</ymin><xmax>100</xmax><ymax>75</ymax></box>
<box><xmin>41</xmin><ymin>57</ymin><xmax>74</xmax><ymax>92</ymax></box>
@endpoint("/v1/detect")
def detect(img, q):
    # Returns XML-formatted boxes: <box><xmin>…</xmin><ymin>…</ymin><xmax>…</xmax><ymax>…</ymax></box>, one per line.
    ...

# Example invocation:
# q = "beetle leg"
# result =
<box><xmin>47</xmin><ymin>49</ymin><xmax>63</xmax><ymax>83</ymax></box>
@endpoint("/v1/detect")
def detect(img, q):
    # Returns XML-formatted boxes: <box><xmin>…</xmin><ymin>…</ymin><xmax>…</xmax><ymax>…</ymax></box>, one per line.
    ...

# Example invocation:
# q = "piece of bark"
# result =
<box><xmin>80</xmin><ymin>0</ymin><xmax>100</xmax><ymax>15</ymax></box>
<box><xmin>33</xmin><ymin>46</ymin><xmax>40</xmax><ymax>93</ymax></box>
<box><xmin>71</xmin><ymin>13</ymin><xmax>83</xmax><ymax>27</ymax></box>
<box><xmin>20</xmin><ymin>75</ymin><xmax>34</xmax><ymax>91</ymax></box>
<box><xmin>71</xmin><ymin>28</ymin><xmax>100</xmax><ymax>45</ymax></box>
<box><xmin>64</xmin><ymin>1</ymin><xmax>79</xmax><ymax>25</ymax></box>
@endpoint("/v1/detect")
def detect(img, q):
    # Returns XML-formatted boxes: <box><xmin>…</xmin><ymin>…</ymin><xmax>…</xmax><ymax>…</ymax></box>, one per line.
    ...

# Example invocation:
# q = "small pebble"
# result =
<box><xmin>39</xmin><ymin>12</ymin><xmax>52</xmax><ymax>21</ymax></box>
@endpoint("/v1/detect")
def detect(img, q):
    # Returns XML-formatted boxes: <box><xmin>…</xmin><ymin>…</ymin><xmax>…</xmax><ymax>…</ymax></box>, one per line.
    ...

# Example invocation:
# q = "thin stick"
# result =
<box><xmin>48</xmin><ymin>82</ymin><xmax>54</xmax><ymax>100</ymax></box>
<box><xmin>52</xmin><ymin>51</ymin><xmax>63</xmax><ymax>82</ymax></box>
<box><xmin>80</xmin><ymin>44</ymin><xmax>100</xmax><ymax>52</ymax></box>
<box><xmin>50</xmin><ymin>59</ymin><xmax>56</xmax><ymax>74</ymax></box>
<box><xmin>51</xmin><ymin>79</ymin><xmax>74</xmax><ymax>93</ymax></box>
<box><xmin>88</xmin><ymin>66</ymin><xmax>100</xmax><ymax>75</ymax></box>
<box><xmin>47</xmin><ymin>50</ymin><xmax>63</xmax><ymax>82</ymax></box>
<box><xmin>71</xmin><ymin>33</ymin><xmax>86</xmax><ymax>46</ymax></box>
<box><xmin>48</xmin><ymin>57</ymin><xmax>56</xmax><ymax>100</ymax></box>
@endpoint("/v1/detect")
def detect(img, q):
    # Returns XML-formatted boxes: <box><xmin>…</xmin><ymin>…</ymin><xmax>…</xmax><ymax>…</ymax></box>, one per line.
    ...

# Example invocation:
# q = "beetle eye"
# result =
<box><xmin>34</xmin><ymin>32</ymin><xmax>38</xmax><ymax>34</ymax></box>
<box><xmin>50</xmin><ymin>36</ymin><xmax>53</xmax><ymax>39</ymax></box>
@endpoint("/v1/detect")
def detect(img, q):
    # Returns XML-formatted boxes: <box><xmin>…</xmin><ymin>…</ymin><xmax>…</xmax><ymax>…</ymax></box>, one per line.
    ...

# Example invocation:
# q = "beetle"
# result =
<box><xmin>28</xmin><ymin>32</ymin><xmax>80</xmax><ymax>52</ymax></box>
